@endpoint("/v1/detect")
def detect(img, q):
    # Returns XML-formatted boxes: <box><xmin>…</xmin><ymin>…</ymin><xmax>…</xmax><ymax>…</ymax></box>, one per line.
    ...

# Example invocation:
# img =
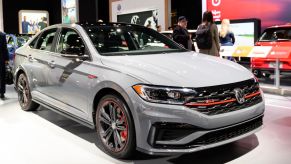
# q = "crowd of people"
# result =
<box><xmin>22</xmin><ymin>16</ymin><xmax>48</xmax><ymax>34</ymax></box>
<box><xmin>150</xmin><ymin>11</ymin><xmax>235</xmax><ymax>57</ymax></box>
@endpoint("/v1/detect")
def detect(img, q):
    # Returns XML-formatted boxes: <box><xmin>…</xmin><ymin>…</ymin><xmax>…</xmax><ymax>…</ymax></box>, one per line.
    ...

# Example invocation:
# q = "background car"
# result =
<box><xmin>251</xmin><ymin>24</ymin><xmax>291</xmax><ymax>78</ymax></box>
<box><xmin>6</xmin><ymin>34</ymin><xmax>32</xmax><ymax>66</ymax></box>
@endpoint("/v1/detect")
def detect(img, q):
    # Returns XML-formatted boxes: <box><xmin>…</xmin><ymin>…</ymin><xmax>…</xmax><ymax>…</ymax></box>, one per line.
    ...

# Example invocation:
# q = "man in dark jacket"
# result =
<box><xmin>0</xmin><ymin>31</ymin><xmax>9</xmax><ymax>99</ymax></box>
<box><xmin>173</xmin><ymin>16</ymin><xmax>194</xmax><ymax>51</ymax></box>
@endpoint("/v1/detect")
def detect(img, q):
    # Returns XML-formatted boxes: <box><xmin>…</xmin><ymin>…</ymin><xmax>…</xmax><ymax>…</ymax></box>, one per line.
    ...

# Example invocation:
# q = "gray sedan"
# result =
<box><xmin>14</xmin><ymin>22</ymin><xmax>264</xmax><ymax>159</ymax></box>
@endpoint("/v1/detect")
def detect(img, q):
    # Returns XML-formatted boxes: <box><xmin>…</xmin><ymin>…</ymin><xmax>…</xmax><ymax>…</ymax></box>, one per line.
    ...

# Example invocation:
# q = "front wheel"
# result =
<box><xmin>96</xmin><ymin>94</ymin><xmax>136</xmax><ymax>159</ymax></box>
<box><xmin>17</xmin><ymin>73</ymin><xmax>39</xmax><ymax>111</ymax></box>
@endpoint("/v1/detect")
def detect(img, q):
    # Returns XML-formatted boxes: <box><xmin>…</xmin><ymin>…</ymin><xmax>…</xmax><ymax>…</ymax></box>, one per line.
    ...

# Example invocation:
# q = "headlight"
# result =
<box><xmin>132</xmin><ymin>85</ymin><xmax>197</xmax><ymax>105</ymax></box>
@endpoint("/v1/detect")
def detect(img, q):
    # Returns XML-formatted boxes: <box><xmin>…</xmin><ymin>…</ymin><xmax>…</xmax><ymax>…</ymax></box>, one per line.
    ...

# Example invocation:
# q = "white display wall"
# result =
<box><xmin>110</xmin><ymin>0</ymin><xmax>170</xmax><ymax>31</ymax></box>
<box><xmin>0</xmin><ymin>0</ymin><xmax>3</xmax><ymax>31</ymax></box>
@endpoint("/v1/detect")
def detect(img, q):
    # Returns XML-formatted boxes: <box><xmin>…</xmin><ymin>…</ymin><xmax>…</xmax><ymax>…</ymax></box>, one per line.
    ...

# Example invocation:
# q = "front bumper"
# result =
<box><xmin>127</xmin><ymin>88</ymin><xmax>265</xmax><ymax>155</ymax></box>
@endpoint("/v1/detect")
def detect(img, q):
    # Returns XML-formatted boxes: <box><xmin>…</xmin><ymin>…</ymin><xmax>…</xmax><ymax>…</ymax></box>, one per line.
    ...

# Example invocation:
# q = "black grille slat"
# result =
<box><xmin>153</xmin><ymin>116</ymin><xmax>263</xmax><ymax>149</ymax></box>
<box><xmin>192</xmin><ymin>116</ymin><xmax>263</xmax><ymax>145</ymax></box>
<box><xmin>186</xmin><ymin>79</ymin><xmax>262</xmax><ymax>115</ymax></box>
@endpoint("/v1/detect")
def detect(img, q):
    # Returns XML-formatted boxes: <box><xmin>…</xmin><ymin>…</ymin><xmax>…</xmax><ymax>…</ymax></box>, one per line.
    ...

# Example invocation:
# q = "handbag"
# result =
<box><xmin>5</xmin><ymin>64</ymin><xmax>13</xmax><ymax>85</ymax></box>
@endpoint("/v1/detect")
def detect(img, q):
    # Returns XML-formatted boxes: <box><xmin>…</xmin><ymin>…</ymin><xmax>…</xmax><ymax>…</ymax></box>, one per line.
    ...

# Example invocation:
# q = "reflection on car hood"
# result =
<box><xmin>101</xmin><ymin>51</ymin><xmax>254</xmax><ymax>87</ymax></box>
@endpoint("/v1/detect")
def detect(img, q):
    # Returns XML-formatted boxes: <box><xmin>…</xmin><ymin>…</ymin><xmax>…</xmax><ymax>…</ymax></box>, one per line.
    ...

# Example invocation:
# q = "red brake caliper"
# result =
<box><xmin>120</xmin><ymin>112</ymin><xmax>128</xmax><ymax>141</ymax></box>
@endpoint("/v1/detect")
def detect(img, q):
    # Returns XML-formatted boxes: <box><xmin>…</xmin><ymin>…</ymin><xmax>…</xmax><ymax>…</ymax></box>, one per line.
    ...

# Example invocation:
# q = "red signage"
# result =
<box><xmin>206</xmin><ymin>0</ymin><xmax>291</xmax><ymax>29</ymax></box>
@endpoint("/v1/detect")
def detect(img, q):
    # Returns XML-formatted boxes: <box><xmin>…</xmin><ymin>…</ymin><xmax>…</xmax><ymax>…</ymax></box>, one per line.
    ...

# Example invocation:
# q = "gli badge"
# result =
<box><xmin>234</xmin><ymin>88</ymin><xmax>245</xmax><ymax>104</ymax></box>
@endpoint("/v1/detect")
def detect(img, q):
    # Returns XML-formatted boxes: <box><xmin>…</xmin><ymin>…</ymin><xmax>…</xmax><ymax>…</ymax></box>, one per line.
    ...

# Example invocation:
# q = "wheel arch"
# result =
<box><xmin>92</xmin><ymin>83</ymin><xmax>135</xmax><ymax>128</ymax></box>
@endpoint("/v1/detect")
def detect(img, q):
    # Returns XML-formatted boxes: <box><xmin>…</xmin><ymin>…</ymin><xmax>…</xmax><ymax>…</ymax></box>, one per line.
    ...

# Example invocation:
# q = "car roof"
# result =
<box><xmin>161</xmin><ymin>30</ymin><xmax>197</xmax><ymax>34</ymax></box>
<box><xmin>77</xmin><ymin>22</ymin><xmax>147</xmax><ymax>28</ymax></box>
<box><xmin>41</xmin><ymin>22</ymin><xmax>151</xmax><ymax>33</ymax></box>
<box><xmin>267</xmin><ymin>24</ymin><xmax>291</xmax><ymax>29</ymax></box>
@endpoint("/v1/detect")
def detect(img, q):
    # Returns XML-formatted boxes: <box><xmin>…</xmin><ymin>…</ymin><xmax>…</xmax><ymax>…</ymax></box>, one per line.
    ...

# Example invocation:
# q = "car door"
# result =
<box><xmin>26</xmin><ymin>28</ymin><xmax>59</xmax><ymax>94</ymax></box>
<box><xmin>44</xmin><ymin>27</ymin><xmax>92</xmax><ymax>119</ymax></box>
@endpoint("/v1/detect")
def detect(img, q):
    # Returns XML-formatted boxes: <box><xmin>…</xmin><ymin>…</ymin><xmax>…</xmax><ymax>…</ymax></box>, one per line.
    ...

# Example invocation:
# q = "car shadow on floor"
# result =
<box><xmin>32</xmin><ymin>106</ymin><xmax>259</xmax><ymax>163</ymax></box>
<box><xmin>32</xmin><ymin>106</ymin><xmax>163</xmax><ymax>160</ymax></box>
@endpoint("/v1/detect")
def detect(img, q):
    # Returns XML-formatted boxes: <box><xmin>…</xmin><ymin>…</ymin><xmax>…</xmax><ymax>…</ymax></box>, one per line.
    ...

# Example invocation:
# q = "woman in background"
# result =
<box><xmin>198</xmin><ymin>11</ymin><xmax>220</xmax><ymax>56</ymax></box>
<box><xmin>219</xmin><ymin>19</ymin><xmax>235</xmax><ymax>46</ymax></box>
<box><xmin>219</xmin><ymin>19</ymin><xmax>235</xmax><ymax>61</ymax></box>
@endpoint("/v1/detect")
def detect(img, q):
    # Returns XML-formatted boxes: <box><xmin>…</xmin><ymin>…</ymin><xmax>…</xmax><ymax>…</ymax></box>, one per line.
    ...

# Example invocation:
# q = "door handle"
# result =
<box><xmin>28</xmin><ymin>55</ymin><xmax>34</xmax><ymax>62</ymax></box>
<box><xmin>48</xmin><ymin>60</ymin><xmax>55</xmax><ymax>68</ymax></box>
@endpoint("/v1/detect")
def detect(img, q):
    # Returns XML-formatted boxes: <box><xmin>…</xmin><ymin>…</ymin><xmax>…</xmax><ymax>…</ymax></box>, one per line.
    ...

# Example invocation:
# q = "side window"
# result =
<box><xmin>29</xmin><ymin>36</ymin><xmax>39</xmax><ymax>48</ymax></box>
<box><xmin>57</xmin><ymin>28</ymin><xmax>85</xmax><ymax>55</ymax></box>
<box><xmin>35</xmin><ymin>28</ymin><xmax>57</xmax><ymax>51</ymax></box>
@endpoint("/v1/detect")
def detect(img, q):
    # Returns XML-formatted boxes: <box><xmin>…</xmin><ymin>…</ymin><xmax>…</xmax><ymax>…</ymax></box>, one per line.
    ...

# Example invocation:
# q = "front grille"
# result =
<box><xmin>185</xmin><ymin>79</ymin><xmax>263</xmax><ymax>115</ymax></box>
<box><xmin>152</xmin><ymin>115</ymin><xmax>263</xmax><ymax>149</ymax></box>
<box><xmin>190</xmin><ymin>115</ymin><xmax>263</xmax><ymax>146</ymax></box>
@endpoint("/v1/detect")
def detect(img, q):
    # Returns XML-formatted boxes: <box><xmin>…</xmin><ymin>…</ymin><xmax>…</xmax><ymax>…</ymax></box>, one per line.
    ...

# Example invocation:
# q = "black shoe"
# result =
<box><xmin>0</xmin><ymin>94</ymin><xmax>5</xmax><ymax>100</ymax></box>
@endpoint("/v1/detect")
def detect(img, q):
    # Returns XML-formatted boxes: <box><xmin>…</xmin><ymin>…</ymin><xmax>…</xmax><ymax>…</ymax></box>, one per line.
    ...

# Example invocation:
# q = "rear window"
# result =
<box><xmin>259</xmin><ymin>28</ymin><xmax>291</xmax><ymax>41</ymax></box>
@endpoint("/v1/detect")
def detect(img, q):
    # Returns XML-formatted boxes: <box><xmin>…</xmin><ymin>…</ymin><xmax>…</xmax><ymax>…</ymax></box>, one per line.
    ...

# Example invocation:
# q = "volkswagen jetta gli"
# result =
<box><xmin>14</xmin><ymin>22</ymin><xmax>264</xmax><ymax>159</ymax></box>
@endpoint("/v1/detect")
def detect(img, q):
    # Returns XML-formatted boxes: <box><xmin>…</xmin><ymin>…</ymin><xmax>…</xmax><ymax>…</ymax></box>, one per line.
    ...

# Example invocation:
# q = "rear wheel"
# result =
<box><xmin>17</xmin><ymin>73</ymin><xmax>39</xmax><ymax>111</ymax></box>
<box><xmin>96</xmin><ymin>94</ymin><xmax>136</xmax><ymax>159</ymax></box>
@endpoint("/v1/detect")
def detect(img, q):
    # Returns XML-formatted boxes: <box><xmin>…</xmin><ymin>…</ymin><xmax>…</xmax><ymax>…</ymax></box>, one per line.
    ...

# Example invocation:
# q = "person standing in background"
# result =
<box><xmin>219</xmin><ymin>19</ymin><xmax>236</xmax><ymax>61</ymax></box>
<box><xmin>0</xmin><ymin>31</ymin><xmax>9</xmax><ymax>99</ymax></box>
<box><xmin>198</xmin><ymin>11</ymin><xmax>220</xmax><ymax>56</ymax></box>
<box><xmin>173</xmin><ymin>16</ymin><xmax>194</xmax><ymax>51</ymax></box>
<box><xmin>22</xmin><ymin>16</ymin><xmax>31</xmax><ymax>34</ymax></box>
<box><xmin>38</xmin><ymin>17</ymin><xmax>48</xmax><ymax>30</ymax></box>
<box><xmin>144</xmin><ymin>10</ymin><xmax>158</xmax><ymax>31</ymax></box>
<box><xmin>62</xmin><ymin>8</ymin><xmax>71</xmax><ymax>24</ymax></box>
<box><xmin>219</xmin><ymin>19</ymin><xmax>235</xmax><ymax>46</ymax></box>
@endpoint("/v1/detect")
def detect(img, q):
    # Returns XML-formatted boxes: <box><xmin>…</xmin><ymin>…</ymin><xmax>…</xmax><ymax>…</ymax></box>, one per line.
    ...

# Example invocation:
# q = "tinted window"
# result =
<box><xmin>57</xmin><ymin>28</ymin><xmax>85</xmax><ymax>55</ymax></box>
<box><xmin>83</xmin><ymin>25</ymin><xmax>185</xmax><ymax>56</ymax></box>
<box><xmin>35</xmin><ymin>28</ymin><xmax>57</xmax><ymax>51</ymax></box>
<box><xmin>260</xmin><ymin>28</ymin><xmax>291</xmax><ymax>41</ymax></box>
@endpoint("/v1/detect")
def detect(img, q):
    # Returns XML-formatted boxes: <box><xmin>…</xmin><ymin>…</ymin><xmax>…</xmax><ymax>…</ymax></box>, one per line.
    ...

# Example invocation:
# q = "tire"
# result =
<box><xmin>95</xmin><ymin>94</ymin><xmax>136</xmax><ymax>159</ymax></box>
<box><xmin>17</xmin><ymin>73</ymin><xmax>39</xmax><ymax>111</ymax></box>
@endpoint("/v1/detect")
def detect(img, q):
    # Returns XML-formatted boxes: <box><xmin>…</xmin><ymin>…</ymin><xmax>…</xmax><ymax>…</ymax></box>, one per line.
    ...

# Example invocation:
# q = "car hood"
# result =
<box><xmin>100</xmin><ymin>51</ymin><xmax>254</xmax><ymax>87</ymax></box>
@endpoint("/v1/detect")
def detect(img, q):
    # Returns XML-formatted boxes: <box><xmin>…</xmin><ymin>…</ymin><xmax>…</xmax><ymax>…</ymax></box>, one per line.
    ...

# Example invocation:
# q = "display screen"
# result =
<box><xmin>62</xmin><ymin>0</ymin><xmax>78</xmax><ymax>24</ymax></box>
<box><xmin>117</xmin><ymin>10</ymin><xmax>159</xmax><ymax>30</ymax></box>
<box><xmin>216</xmin><ymin>21</ymin><xmax>255</xmax><ymax>46</ymax></box>
<box><xmin>206</xmin><ymin>0</ymin><xmax>291</xmax><ymax>30</ymax></box>
<box><xmin>18</xmin><ymin>10</ymin><xmax>49</xmax><ymax>34</ymax></box>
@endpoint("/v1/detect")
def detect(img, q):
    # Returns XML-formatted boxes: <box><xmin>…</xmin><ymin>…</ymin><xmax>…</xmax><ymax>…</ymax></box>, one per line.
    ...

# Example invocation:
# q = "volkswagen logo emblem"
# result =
<box><xmin>234</xmin><ymin>88</ymin><xmax>245</xmax><ymax>104</ymax></box>
<box><xmin>131</xmin><ymin>15</ymin><xmax>140</xmax><ymax>24</ymax></box>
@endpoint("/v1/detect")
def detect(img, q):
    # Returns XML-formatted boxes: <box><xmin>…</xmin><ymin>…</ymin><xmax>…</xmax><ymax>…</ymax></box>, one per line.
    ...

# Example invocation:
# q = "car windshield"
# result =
<box><xmin>83</xmin><ymin>24</ymin><xmax>186</xmax><ymax>56</ymax></box>
<box><xmin>259</xmin><ymin>28</ymin><xmax>291</xmax><ymax>42</ymax></box>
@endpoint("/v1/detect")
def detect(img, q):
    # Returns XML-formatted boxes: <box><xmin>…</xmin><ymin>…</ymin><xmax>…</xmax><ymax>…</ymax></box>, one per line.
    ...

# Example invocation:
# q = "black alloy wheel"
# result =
<box><xmin>17</xmin><ymin>74</ymin><xmax>39</xmax><ymax>111</ymax></box>
<box><xmin>96</xmin><ymin>94</ymin><xmax>135</xmax><ymax>159</ymax></box>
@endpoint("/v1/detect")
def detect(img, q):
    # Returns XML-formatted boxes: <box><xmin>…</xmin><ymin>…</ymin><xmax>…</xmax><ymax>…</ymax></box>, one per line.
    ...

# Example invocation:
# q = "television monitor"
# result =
<box><xmin>18</xmin><ymin>10</ymin><xmax>49</xmax><ymax>34</ymax></box>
